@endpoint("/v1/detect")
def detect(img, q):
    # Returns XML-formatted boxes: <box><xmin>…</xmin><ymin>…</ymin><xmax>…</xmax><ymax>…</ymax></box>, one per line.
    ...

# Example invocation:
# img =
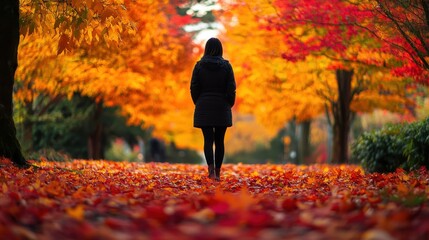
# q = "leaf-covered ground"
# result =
<box><xmin>1</xmin><ymin>159</ymin><xmax>428</xmax><ymax>240</ymax></box>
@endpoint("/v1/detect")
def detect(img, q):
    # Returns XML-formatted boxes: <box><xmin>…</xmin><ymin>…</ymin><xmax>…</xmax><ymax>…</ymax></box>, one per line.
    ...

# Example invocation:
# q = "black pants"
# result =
<box><xmin>201</xmin><ymin>127</ymin><xmax>227</xmax><ymax>168</ymax></box>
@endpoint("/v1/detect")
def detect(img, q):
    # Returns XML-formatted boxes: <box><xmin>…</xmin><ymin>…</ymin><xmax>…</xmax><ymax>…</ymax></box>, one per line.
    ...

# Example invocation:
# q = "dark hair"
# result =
<box><xmin>204</xmin><ymin>38</ymin><xmax>223</xmax><ymax>57</ymax></box>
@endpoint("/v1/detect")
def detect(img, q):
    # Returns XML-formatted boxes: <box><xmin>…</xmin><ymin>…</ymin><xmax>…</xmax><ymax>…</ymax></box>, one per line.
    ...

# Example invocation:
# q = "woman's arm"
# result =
<box><xmin>190</xmin><ymin>63</ymin><xmax>200</xmax><ymax>104</ymax></box>
<box><xmin>226</xmin><ymin>63</ymin><xmax>236</xmax><ymax>107</ymax></box>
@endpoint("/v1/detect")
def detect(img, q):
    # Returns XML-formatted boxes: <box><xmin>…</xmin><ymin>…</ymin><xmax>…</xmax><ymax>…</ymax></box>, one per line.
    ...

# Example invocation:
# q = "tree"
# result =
<box><xmin>216</xmin><ymin>0</ymin><xmax>331</xmax><ymax>163</ymax></box>
<box><xmin>372</xmin><ymin>0</ymin><xmax>429</xmax><ymax>83</ymax></box>
<box><xmin>218</xmin><ymin>0</ymin><xmax>413</xmax><ymax>164</ymax></box>
<box><xmin>3</xmin><ymin>0</ymin><xmax>130</xmax><ymax>162</ymax></box>
<box><xmin>29</xmin><ymin>95</ymin><xmax>147</xmax><ymax>160</ymax></box>
<box><xmin>0</xmin><ymin>0</ymin><xmax>28</xmax><ymax>167</ymax></box>
<box><xmin>1</xmin><ymin>0</ymin><xmax>132</xmax><ymax>164</ymax></box>
<box><xmin>268</xmin><ymin>0</ymin><xmax>420</xmax><ymax>163</ymax></box>
<box><xmin>13</xmin><ymin>0</ymin><xmax>203</xmax><ymax>159</ymax></box>
<box><xmin>7</xmin><ymin>0</ymin><xmax>132</xmax><ymax>161</ymax></box>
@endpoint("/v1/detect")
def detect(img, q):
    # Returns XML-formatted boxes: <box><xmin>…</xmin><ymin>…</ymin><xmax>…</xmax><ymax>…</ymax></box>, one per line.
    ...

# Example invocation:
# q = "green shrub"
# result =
<box><xmin>403</xmin><ymin>118</ymin><xmax>429</xmax><ymax>170</ymax></box>
<box><xmin>352</xmin><ymin>124</ymin><xmax>407</xmax><ymax>173</ymax></box>
<box><xmin>353</xmin><ymin>117</ymin><xmax>429</xmax><ymax>173</ymax></box>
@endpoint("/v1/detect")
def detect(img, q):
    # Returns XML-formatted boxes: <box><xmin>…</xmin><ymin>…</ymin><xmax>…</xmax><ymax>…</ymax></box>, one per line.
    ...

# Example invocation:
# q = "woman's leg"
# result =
<box><xmin>201</xmin><ymin>127</ymin><xmax>214</xmax><ymax>166</ymax></box>
<box><xmin>214</xmin><ymin>127</ymin><xmax>227</xmax><ymax>168</ymax></box>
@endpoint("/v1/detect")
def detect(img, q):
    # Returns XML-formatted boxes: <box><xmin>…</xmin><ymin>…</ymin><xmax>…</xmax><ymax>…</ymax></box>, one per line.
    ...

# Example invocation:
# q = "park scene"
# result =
<box><xmin>1</xmin><ymin>0</ymin><xmax>429</xmax><ymax>239</ymax></box>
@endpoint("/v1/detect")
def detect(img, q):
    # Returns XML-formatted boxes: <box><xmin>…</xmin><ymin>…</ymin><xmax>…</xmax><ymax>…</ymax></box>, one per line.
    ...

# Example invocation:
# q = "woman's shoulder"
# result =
<box><xmin>221</xmin><ymin>59</ymin><xmax>233</xmax><ymax>70</ymax></box>
<box><xmin>196</xmin><ymin>56</ymin><xmax>231</xmax><ymax>70</ymax></box>
<box><xmin>198</xmin><ymin>56</ymin><xmax>230</xmax><ymax>63</ymax></box>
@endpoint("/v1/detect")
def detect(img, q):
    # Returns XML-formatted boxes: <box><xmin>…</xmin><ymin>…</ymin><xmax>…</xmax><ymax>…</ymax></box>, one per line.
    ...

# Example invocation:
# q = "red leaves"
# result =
<box><xmin>282</xmin><ymin>197</ymin><xmax>298</xmax><ymax>211</ymax></box>
<box><xmin>0</xmin><ymin>159</ymin><xmax>428</xmax><ymax>239</ymax></box>
<box><xmin>268</xmin><ymin>0</ymin><xmax>429</xmax><ymax>84</ymax></box>
<box><xmin>270</xmin><ymin>0</ymin><xmax>372</xmax><ymax>60</ymax></box>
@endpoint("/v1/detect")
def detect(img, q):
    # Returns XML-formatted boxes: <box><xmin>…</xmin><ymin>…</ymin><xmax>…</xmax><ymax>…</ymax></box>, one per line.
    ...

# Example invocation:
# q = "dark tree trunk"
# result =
<box><xmin>88</xmin><ymin>101</ymin><xmax>104</xmax><ymax>159</ymax></box>
<box><xmin>0</xmin><ymin>0</ymin><xmax>28</xmax><ymax>166</ymax></box>
<box><xmin>298</xmin><ymin>120</ymin><xmax>311</xmax><ymax>164</ymax></box>
<box><xmin>331</xmin><ymin>69</ymin><xmax>354</xmax><ymax>164</ymax></box>
<box><xmin>287</xmin><ymin>118</ymin><xmax>299</xmax><ymax>164</ymax></box>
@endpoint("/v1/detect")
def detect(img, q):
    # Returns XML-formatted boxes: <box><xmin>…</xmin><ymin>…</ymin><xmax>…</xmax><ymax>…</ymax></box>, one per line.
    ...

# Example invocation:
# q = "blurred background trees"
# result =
<box><xmin>6</xmin><ymin>0</ymin><xmax>428</xmax><ymax>165</ymax></box>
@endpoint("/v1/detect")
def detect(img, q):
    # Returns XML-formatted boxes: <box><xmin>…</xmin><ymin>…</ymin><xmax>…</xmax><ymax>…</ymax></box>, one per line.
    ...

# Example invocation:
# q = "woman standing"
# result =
<box><xmin>190</xmin><ymin>38</ymin><xmax>236</xmax><ymax>181</ymax></box>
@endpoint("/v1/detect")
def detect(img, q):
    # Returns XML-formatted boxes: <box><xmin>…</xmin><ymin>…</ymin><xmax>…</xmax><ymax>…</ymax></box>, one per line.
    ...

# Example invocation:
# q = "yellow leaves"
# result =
<box><xmin>21</xmin><ymin>0</ymin><xmax>131</xmax><ymax>52</ymax></box>
<box><xmin>399</xmin><ymin>173</ymin><xmax>410</xmax><ymax>181</ymax></box>
<box><xmin>86</xmin><ymin>27</ymin><xmax>93</xmax><ymax>43</ymax></box>
<box><xmin>66</xmin><ymin>205</ymin><xmax>85</xmax><ymax>221</ymax></box>
<box><xmin>33</xmin><ymin>180</ymin><xmax>41</xmax><ymax>189</ymax></box>
<box><xmin>250</xmin><ymin>171</ymin><xmax>259</xmax><ymax>177</ymax></box>
<box><xmin>220</xmin><ymin>1</ymin><xmax>329</xmax><ymax>130</ymax></box>
<box><xmin>17</xmin><ymin>0</ymin><xmax>198</xmax><ymax>149</ymax></box>
<box><xmin>294</xmin><ymin>26</ymin><xmax>305</xmax><ymax>36</ymax></box>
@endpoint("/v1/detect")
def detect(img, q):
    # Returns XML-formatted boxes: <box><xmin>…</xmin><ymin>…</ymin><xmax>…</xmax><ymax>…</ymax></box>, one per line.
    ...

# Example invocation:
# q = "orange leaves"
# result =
<box><xmin>20</xmin><ymin>0</ymin><xmax>130</xmax><ymax>51</ymax></box>
<box><xmin>213</xmin><ymin>187</ymin><xmax>257</xmax><ymax>213</ymax></box>
<box><xmin>1</xmin><ymin>159</ymin><xmax>429</xmax><ymax>239</ymax></box>
<box><xmin>219</xmin><ymin>0</ymin><xmax>414</xmax><ymax>138</ymax></box>
<box><xmin>66</xmin><ymin>205</ymin><xmax>85</xmax><ymax>221</ymax></box>
<box><xmin>58</xmin><ymin>34</ymin><xmax>70</xmax><ymax>55</ymax></box>
<box><xmin>17</xmin><ymin>0</ymin><xmax>200</xmax><ymax>150</ymax></box>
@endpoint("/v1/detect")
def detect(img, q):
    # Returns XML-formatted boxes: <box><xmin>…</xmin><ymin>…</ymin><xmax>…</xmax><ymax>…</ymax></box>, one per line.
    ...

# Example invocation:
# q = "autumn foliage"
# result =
<box><xmin>4</xmin><ymin>1</ymin><xmax>429</xmax><ymax>237</ymax></box>
<box><xmin>15</xmin><ymin>0</ymin><xmax>202</xmax><ymax>152</ymax></box>
<box><xmin>11</xmin><ymin>0</ymin><xmax>429</xmax><ymax>158</ymax></box>
<box><xmin>215</xmin><ymin>0</ymin><xmax>428</xmax><ymax>163</ymax></box>
<box><xmin>1</xmin><ymin>159</ymin><xmax>429</xmax><ymax>239</ymax></box>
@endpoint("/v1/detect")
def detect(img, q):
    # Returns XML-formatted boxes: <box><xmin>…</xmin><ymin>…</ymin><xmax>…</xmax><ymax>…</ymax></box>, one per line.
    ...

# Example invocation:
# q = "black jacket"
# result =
<box><xmin>190</xmin><ymin>56</ymin><xmax>236</xmax><ymax>128</ymax></box>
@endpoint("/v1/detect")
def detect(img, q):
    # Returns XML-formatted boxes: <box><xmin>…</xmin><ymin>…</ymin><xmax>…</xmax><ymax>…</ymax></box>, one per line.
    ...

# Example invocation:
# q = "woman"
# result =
<box><xmin>190</xmin><ymin>38</ymin><xmax>236</xmax><ymax>181</ymax></box>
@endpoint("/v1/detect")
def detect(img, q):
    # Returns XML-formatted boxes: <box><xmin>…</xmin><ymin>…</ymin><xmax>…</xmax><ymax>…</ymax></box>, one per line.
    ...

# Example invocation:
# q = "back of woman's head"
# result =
<box><xmin>204</xmin><ymin>38</ymin><xmax>223</xmax><ymax>57</ymax></box>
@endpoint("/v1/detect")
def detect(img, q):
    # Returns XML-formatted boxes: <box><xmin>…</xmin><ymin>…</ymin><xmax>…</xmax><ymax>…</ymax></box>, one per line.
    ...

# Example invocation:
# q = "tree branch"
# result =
<box><xmin>377</xmin><ymin>0</ymin><xmax>429</xmax><ymax>70</ymax></box>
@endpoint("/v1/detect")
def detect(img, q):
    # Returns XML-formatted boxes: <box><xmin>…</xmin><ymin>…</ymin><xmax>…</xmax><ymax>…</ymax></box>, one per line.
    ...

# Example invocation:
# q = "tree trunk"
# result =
<box><xmin>326</xmin><ymin>122</ymin><xmax>333</xmax><ymax>164</ymax></box>
<box><xmin>331</xmin><ymin>69</ymin><xmax>354</xmax><ymax>164</ymax></box>
<box><xmin>88</xmin><ymin>101</ymin><xmax>104</xmax><ymax>159</ymax></box>
<box><xmin>0</xmin><ymin>0</ymin><xmax>27</xmax><ymax>165</ymax></box>
<box><xmin>287</xmin><ymin>118</ymin><xmax>299</xmax><ymax>164</ymax></box>
<box><xmin>298</xmin><ymin>120</ymin><xmax>311</xmax><ymax>164</ymax></box>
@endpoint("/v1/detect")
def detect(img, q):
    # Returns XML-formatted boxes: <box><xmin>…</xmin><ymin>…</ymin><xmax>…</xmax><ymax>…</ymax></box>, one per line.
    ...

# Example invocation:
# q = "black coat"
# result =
<box><xmin>190</xmin><ymin>56</ymin><xmax>236</xmax><ymax>128</ymax></box>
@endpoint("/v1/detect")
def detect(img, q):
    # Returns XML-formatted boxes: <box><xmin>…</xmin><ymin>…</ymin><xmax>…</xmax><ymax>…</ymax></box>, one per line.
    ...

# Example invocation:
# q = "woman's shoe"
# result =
<box><xmin>208</xmin><ymin>164</ymin><xmax>215</xmax><ymax>179</ymax></box>
<box><xmin>215</xmin><ymin>168</ymin><xmax>221</xmax><ymax>181</ymax></box>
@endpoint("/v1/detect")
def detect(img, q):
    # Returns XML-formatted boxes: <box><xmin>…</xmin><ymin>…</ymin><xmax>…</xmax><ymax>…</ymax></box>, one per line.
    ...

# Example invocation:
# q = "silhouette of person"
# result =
<box><xmin>190</xmin><ymin>38</ymin><xmax>236</xmax><ymax>181</ymax></box>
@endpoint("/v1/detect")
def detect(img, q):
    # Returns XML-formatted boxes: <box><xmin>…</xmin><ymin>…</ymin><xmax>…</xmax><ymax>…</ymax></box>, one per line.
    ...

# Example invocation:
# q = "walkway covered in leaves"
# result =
<box><xmin>1</xmin><ymin>160</ymin><xmax>428</xmax><ymax>239</ymax></box>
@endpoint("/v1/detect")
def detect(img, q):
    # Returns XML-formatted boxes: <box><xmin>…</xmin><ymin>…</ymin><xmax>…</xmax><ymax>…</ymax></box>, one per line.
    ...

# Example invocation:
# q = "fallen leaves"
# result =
<box><xmin>0</xmin><ymin>159</ymin><xmax>428</xmax><ymax>239</ymax></box>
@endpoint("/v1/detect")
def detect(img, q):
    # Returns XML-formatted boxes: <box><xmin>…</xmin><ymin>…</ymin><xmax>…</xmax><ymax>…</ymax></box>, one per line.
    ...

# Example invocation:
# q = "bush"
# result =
<box><xmin>352</xmin><ymin>124</ymin><xmax>407</xmax><ymax>173</ymax></box>
<box><xmin>352</xmin><ymin>117</ymin><xmax>429</xmax><ymax>173</ymax></box>
<box><xmin>403</xmin><ymin>118</ymin><xmax>429</xmax><ymax>170</ymax></box>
